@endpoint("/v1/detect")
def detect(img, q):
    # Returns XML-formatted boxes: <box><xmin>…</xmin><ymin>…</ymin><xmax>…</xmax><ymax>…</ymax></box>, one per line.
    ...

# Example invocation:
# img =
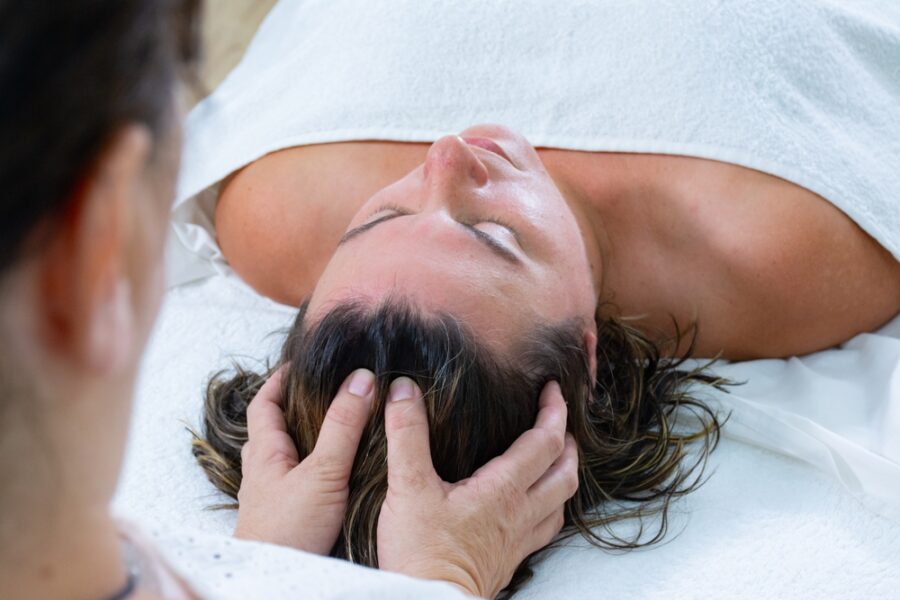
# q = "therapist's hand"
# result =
<box><xmin>377</xmin><ymin>379</ymin><xmax>578</xmax><ymax>599</ymax></box>
<box><xmin>234</xmin><ymin>366</ymin><xmax>375</xmax><ymax>554</ymax></box>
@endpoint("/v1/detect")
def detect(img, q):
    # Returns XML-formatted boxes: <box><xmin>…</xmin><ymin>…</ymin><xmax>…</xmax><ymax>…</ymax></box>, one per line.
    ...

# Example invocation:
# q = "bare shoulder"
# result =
<box><xmin>549</xmin><ymin>153</ymin><xmax>898</xmax><ymax>359</ymax></box>
<box><xmin>698</xmin><ymin>176</ymin><xmax>900</xmax><ymax>358</ymax></box>
<box><xmin>216</xmin><ymin>142</ymin><xmax>427</xmax><ymax>305</ymax></box>
<box><xmin>216</xmin><ymin>146</ymin><xmax>338</xmax><ymax>305</ymax></box>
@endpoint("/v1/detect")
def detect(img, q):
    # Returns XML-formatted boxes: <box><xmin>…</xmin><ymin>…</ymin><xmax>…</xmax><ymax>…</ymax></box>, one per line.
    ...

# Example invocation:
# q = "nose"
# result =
<box><xmin>424</xmin><ymin>135</ymin><xmax>489</xmax><ymax>189</ymax></box>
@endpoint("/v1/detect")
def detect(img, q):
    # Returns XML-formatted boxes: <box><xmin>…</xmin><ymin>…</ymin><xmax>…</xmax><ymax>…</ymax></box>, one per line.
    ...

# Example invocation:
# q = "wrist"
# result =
<box><xmin>444</xmin><ymin>581</ymin><xmax>485</xmax><ymax>598</ymax></box>
<box><xmin>394</xmin><ymin>562</ymin><xmax>486</xmax><ymax>598</ymax></box>
<box><xmin>232</xmin><ymin>523</ymin><xmax>256</xmax><ymax>541</ymax></box>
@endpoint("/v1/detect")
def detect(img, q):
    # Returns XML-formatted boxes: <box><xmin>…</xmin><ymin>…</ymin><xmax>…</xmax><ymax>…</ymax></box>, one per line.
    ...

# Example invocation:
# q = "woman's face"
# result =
<box><xmin>309</xmin><ymin>125</ymin><xmax>599</xmax><ymax>351</ymax></box>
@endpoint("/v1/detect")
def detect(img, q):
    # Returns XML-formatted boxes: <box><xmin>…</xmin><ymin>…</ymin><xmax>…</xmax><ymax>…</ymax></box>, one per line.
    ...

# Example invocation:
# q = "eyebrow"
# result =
<box><xmin>338</xmin><ymin>212</ymin><xmax>523</xmax><ymax>265</ymax></box>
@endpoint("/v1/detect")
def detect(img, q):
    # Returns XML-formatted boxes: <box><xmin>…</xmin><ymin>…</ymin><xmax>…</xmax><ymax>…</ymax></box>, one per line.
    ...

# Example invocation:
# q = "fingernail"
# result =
<box><xmin>388</xmin><ymin>377</ymin><xmax>417</xmax><ymax>402</ymax></box>
<box><xmin>347</xmin><ymin>369</ymin><xmax>375</xmax><ymax>397</ymax></box>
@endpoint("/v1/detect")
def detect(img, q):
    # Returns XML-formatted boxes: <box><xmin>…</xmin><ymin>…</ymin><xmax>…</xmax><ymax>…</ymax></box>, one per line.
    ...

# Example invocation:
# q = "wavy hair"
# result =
<box><xmin>192</xmin><ymin>299</ymin><xmax>725</xmax><ymax>596</ymax></box>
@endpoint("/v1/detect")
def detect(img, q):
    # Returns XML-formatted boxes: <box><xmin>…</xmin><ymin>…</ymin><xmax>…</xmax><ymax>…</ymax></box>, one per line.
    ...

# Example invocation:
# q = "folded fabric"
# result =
<box><xmin>705</xmin><ymin>312</ymin><xmax>900</xmax><ymax>522</ymax></box>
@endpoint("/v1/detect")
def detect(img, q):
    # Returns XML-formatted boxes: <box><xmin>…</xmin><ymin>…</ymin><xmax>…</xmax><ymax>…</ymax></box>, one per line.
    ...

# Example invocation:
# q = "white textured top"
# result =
<box><xmin>123</xmin><ymin>522</ymin><xmax>467</xmax><ymax>600</ymax></box>
<box><xmin>169</xmin><ymin>0</ymin><xmax>900</xmax><ymax>286</ymax></box>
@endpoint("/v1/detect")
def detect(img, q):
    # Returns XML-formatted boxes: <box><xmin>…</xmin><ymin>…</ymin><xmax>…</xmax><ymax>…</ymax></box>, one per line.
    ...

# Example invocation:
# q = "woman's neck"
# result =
<box><xmin>0</xmin><ymin>499</ymin><xmax>131</xmax><ymax>600</ymax></box>
<box><xmin>0</xmin><ymin>368</ymin><xmax>143</xmax><ymax>599</ymax></box>
<box><xmin>538</xmin><ymin>148</ymin><xmax>633</xmax><ymax>303</ymax></box>
<box><xmin>536</xmin><ymin>149</ymin><xmax>703</xmax><ymax>338</ymax></box>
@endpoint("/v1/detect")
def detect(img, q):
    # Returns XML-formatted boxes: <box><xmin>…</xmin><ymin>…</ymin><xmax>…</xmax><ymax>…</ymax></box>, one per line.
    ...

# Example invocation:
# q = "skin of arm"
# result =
<box><xmin>678</xmin><ymin>174</ymin><xmax>900</xmax><ymax>359</ymax></box>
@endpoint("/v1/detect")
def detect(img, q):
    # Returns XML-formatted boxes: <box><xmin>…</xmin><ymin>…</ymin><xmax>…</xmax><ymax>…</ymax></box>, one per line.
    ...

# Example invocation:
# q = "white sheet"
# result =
<box><xmin>706</xmin><ymin>324</ymin><xmax>900</xmax><ymax>522</ymax></box>
<box><xmin>114</xmin><ymin>275</ymin><xmax>900</xmax><ymax>598</ymax></box>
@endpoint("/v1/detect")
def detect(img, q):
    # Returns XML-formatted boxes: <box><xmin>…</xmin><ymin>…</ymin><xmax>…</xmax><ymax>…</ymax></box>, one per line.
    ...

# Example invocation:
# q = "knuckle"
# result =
<box><xmin>508</xmin><ymin>491</ymin><xmax>527</xmax><ymax>517</ymax></box>
<box><xmin>236</xmin><ymin>479</ymin><xmax>256</xmax><ymax>505</ymax></box>
<box><xmin>565</xmin><ymin>469</ymin><xmax>580</xmax><ymax>497</ymax></box>
<box><xmin>388</xmin><ymin>468</ymin><xmax>428</xmax><ymax>492</ymax></box>
<box><xmin>385</xmin><ymin>404</ymin><xmax>425</xmax><ymax>434</ymax></box>
<box><xmin>240</xmin><ymin>443</ymin><xmax>254</xmax><ymax>466</ymax></box>
<box><xmin>554</xmin><ymin>510</ymin><xmax>565</xmax><ymax>533</ymax></box>
<box><xmin>325</xmin><ymin>401</ymin><xmax>366</xmax><ymax>430</ymax></box>
<box><xmin>538</xmin><ymin>428</ymin><xmax>565</xmax><ymax>457</ymax></box>
<box><xmin>494</xmin><ymin>483</ymin><xmax>524</xmax><ymax>515</ymax></box>
<box><xmin>307</xmin><ymin>450</ymin><xmax>356</xmax><ymax>489</ymax></box>
<box><xmin>245</xmin><ymin>398</ymin><xmax>264</xmax><ymax>422</ymax></box>
<box><xmin>263</xmin><ymin>435</ymin><xmax>296</xmax><ymax>461</ymax></box>
<box><xmin>487</xmin><ymin>468</ymin><xmax>519</xmax><ymax>499</ymax></box>
<box><xmin>306</xmin><ymin>451</ymin><xmax>342</xmax><ymax>478</ymax></box>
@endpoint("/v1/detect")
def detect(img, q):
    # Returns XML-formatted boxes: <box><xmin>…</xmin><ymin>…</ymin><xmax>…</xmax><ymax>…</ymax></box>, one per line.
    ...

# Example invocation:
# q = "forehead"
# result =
<box><xmin>309</xmin><ymin>234</ymin><xmax>548</xmax><ymax>353</ymax></box>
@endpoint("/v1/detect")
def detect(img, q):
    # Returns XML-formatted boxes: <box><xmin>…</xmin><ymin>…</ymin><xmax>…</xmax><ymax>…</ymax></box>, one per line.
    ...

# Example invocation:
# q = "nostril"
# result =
<box><xmin>461</xmin><ymin>136</ymin><xmax>512</xmax><ymax>166</ymax></box>
<box><xmin>424</xmin><ymin>135</ymin><xmax>489</xmax><ymax>187</ymax></box>
<box><xmin>456</xmin><ymin>136</ymin><xmax>490</xmax><ymax>187</ymax></box>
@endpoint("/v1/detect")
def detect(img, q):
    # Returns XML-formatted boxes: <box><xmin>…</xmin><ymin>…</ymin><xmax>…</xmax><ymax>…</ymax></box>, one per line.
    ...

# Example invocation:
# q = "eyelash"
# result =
<box><xmin>365</xmin><ymin>203</ymin><xmax>412</xmax><ymax>219</ymax></box>
<box><xmin>366</xmin><ymin>204</ymin><xmax>517</xmax><ymax>232</ymax></box>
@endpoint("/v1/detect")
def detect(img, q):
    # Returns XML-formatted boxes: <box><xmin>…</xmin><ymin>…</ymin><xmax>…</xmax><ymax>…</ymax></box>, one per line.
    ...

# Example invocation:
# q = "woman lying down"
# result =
<box><xmin>188</xmin><ymin>0</ymin><xmax>900</xmax><ymax>595</ymax></box>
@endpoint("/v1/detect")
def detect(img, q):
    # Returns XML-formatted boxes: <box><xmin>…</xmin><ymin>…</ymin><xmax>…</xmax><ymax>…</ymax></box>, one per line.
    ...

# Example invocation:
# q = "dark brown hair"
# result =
<box><xmin>0</xmin><ymin>0</ymin><xmax>202</xmax><ymax>274</ymax></box>
<box><xmin>193</xmin><ymin>298</ymin><xmax>725</xmax><ymax>596</ymax></box>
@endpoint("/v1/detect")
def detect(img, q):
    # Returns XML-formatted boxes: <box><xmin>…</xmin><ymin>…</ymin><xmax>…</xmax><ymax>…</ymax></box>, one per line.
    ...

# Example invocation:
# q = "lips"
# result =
<box><xmin>461</xmin><ymin>136</ymin><xmax>513</xmax><ymax>165</ymax></box>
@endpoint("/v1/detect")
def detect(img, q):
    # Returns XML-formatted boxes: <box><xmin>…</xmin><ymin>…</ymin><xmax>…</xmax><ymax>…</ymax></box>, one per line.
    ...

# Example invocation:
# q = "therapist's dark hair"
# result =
<box><xmin>0</xmin><ymin>0</ymin><xmax>202</xmax><ymax>274</ymax></box>
<box><xmin>193</xmin><ymin>298</ymin><xmax>725</xmax><ymax>597</ymax></box>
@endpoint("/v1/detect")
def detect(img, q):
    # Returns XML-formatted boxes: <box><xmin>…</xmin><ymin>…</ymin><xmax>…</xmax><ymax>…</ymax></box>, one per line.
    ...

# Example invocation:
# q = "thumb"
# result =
<box><xmin>243</xmin><ymin>365</ymin><xmax>297</xmax><ymax>476</ymax></box>
<box><xmin>384</xmin><ymin>377</ymin><xmax>438</xmax><ymax>492</ymax></box>
<box><xmin>306</xmin><ymin>369</ymin><xmax>376</xmax><ymax>480</ymax></box>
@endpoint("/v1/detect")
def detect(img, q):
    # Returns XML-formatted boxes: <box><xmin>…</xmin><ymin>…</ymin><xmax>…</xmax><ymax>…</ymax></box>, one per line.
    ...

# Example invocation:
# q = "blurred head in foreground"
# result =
<box><xmin>0</xmin><ymin>0</ymin><xmax>200</xmax><ymax>571</ymax></box>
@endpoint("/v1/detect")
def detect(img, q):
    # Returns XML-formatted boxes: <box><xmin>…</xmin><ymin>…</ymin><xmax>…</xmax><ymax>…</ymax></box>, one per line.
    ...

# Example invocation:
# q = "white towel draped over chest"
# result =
<box><xmin>171</xmin><ymin>0</ymin><xmax>900</xmax><ymax>285</ymax></box>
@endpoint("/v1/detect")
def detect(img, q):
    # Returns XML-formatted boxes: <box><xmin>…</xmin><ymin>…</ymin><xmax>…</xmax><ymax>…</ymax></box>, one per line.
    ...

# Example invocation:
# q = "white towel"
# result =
<box><xmin>169</xmin><ymin>0</ymin><xmax>900</xmax><ymax>287</ymax></box>
<box><xmin>115</xmin><ymin>277</ymin><xmax>900</xmax><ymax>599</ymax></box>
<box><xmin>704</xmin><ymin>313</ymin><xmax>900</xmax><ymax>522</ymax></box>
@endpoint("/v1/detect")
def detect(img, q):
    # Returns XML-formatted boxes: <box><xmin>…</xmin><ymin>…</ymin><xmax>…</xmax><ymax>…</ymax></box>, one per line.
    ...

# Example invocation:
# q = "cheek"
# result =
<box><xmin>539</xmin><ymin>226</ymin><xmax>596</xmax><ymax>313</ymax></box>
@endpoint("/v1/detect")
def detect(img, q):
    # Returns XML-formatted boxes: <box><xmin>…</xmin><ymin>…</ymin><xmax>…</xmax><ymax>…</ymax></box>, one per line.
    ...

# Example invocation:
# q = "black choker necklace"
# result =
<box><xmin>105</xmin><ymin>539</ymin><xmax>140</xmax><ymax>600</ymax></box>
<box><xmin>104</xmin><ymin>569</ymin><xmax>137</xmax><ymax>600</ymax></box>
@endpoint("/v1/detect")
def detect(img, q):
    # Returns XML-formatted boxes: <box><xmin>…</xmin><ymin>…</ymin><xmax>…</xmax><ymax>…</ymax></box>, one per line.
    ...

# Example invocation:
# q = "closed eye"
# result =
<box><xmin>338</xmin><ymin>211</ymin><xmax>522</xmax><ymax>265</ymax></box>
<box><xmin>338</xmin><ymin>212</ymin><xmax>406</xmax><ymax>244</ymax></box>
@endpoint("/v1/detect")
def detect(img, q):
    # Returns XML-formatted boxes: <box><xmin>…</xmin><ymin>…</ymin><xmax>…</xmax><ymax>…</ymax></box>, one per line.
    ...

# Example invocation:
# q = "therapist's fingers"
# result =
<box><xmin>235</xmin><ymin>369</ymin><xmax>375</xmax><ymax>555</ymax></box>
<box><xmin>527</xmin><ymin>433</ymin><xmax>579</xmax><ymax>514</ymax></box>
<box><xmin>246</xmin><ymin>364</ymin><xmax>289</xmax><ymax>439</ymax></box>
<box><xmin>526</xmin><ymin>505</ymin><xmax>567</xmax><ymax>557</ymax></box>
<box><xmin>475</xmin><ymin>381</ymin><xmax>568</xmax><ymax>489</ymax></box>
<box><xmin>306</xmin><ymin>369</ymin><xmax>376</xmax><ymax>482</ymax></box>
<box><xmin>243</xmin><ymin>365</ymin><xmax>298</xmax><ymax>473</ymax></box>
<box><xmin>384</xmin><ymin>377</ymin><xmax>439</xmax><ymax>491</ymax></box>
<box><xmin>377</xmin><ymin>379</ymin><xmax>574</xmax><ymax>597</ymax></box>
